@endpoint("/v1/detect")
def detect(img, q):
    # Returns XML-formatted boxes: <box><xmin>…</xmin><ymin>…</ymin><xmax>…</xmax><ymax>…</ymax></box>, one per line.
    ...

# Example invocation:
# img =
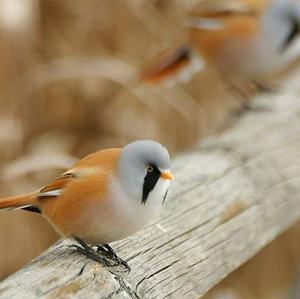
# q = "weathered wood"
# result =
<box><xmin>1</xmin><ymin>70</ymin><xmax>300</xmax><ymax>299</ymax></box>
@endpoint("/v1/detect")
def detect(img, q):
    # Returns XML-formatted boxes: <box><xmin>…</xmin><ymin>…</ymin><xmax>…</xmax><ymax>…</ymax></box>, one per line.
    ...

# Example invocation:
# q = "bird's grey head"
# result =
<box><xmin>262</xmin><ymin>0</ymin><xmax>300</xmax><ymax>51</ymax></box>
<box><xmin>118</xmin><ymin>140</ymin><xmax>172</xmax><ymax>205</ymax></box>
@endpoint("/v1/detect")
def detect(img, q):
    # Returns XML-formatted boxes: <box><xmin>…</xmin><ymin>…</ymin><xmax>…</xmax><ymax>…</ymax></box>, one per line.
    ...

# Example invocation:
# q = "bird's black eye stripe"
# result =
<box><xmin>282</xmin><ymin>17</ymin><xmax>299</xmax><ymax>51</ymax></box>
<box><xmin>142</xmin><ymin>165</ymin><xmax>160</xmax><ymax>205</ymax></box>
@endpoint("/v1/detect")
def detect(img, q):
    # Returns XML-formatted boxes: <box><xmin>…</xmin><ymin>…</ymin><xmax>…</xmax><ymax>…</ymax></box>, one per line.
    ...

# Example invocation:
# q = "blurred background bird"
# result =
<box><xmin>140</xmin><ymin>0</ymin><xmax>300</xmax><ymax>99</ymax></box>
<box><xmin>1</xmin><ymin>1</ymin><xmax>300</xmax><ymax>298</ymax></box>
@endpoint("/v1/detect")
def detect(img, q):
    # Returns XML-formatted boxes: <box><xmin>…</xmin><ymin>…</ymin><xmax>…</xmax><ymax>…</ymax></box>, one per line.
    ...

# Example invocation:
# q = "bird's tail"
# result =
<box><xmin>0</xmin><ymin>192</ymin><xmax>37</xmax><ymax>211</ymax></box>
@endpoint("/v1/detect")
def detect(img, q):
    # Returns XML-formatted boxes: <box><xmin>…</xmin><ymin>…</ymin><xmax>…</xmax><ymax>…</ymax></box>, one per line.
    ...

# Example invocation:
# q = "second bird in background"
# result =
<box><xmin>140</xmin><ymin>0</ymin><xmax>300</xmax><ymax>97</ymax></box>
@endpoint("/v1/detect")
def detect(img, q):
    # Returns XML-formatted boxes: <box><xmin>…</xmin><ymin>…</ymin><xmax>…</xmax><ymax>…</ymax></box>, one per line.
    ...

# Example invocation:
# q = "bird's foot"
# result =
<box><xmin>70</xmin><ymin>244</ymin><xmax>114</xmax><ymax>268</ymax></box>
<box><xmin>94</xmin><ymin>244</ymin><xmax>131</xmax><ymax>273</ymax></box>
<box><xmin>71</xmin><ymin>237</ymin><xmax>131</xmax><ymax>273</ymax></box>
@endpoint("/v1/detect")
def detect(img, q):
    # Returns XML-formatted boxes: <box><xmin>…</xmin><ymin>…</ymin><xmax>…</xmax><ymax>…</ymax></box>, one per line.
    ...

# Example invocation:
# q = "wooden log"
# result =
<box><xmin>1</xmin><ymin>70</ymin><xmax>300</xmax><ymax>298</ymax></box>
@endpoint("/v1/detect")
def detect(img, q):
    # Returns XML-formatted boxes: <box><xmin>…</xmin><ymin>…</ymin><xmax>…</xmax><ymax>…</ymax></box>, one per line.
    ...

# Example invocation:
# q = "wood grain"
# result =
<box><xmin>0</xmin><ymin>71</ymin><xmax>300</xmax><ymax>298</ymax></box>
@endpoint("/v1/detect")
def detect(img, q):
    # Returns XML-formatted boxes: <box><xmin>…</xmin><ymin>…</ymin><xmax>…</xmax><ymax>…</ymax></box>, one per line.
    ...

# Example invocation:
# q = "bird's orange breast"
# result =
<box><xmin>187</xmin><ymin>0</ymin><xmax>270</xmax><ymax>63</ymax></box>
<box><xmin>188</xmin><ymin>16</ymin><xmax>259</xmax><ymax>63</ymax></box>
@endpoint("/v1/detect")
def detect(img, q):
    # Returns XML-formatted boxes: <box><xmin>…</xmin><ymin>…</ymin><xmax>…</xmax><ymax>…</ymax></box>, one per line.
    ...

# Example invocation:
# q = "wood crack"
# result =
<box><xmin>135</xmin><ymin>260</ymin><xmax>180</xmax><ymax>294</ymax></box>
<box><xmin>113</xmin><ymin>273</ymin><xmax>140</xmax><ymax>299</ymax></box>
<box><xmin>38</xmin><ymin>263</ymin><xmax>90</xmax><ymax>296</ymax></box>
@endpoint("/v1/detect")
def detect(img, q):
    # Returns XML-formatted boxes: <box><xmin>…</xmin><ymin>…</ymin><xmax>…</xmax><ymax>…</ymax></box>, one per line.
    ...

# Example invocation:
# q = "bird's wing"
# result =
<box><xmin>139</xmin><ymin>44</ymin><xmax>204</xmax><ymax>85</ymax></box>
<box><xmin>37</xmin><ymin>148</ymin><xmax>122</xmax><ymax>199</ymax></box>
<box><xmin>38</xmin><ymin>172</ymin><xmax>76</xmax><ymax>198</ymax></box>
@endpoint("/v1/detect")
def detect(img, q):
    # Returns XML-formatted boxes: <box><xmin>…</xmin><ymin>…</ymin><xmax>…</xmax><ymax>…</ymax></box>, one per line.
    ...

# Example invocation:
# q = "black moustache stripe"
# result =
<box><xmin>142</xmin><ymin>165</ymin><xmax>160</xmax><ymax>205</ymax></box>
<box><xmin>281</xmin><ymin>17</ymin><xmax>299</xmax><ymax>51</ymax></box>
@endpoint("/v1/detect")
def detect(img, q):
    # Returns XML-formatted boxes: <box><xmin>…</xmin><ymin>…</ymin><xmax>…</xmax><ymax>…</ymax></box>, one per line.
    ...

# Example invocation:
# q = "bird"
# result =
<box><xmin>139</xmin><ymin>0</ymin><xmax>300</xmax><ymax>97</ymax></box>
<box><xmin>0</xmin><ymin>140</ymin><xmax>173</xmax><ymax>272</ymax></box>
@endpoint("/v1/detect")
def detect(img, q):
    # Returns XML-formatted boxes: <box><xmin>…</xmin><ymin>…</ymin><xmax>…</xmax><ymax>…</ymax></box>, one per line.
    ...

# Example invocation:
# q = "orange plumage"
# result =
<box><xmin>0</xmin><ymin>192</ymin><xmax>36</xmax><ymax>210</ymax></box>
<box><xmin>139</xmin><ymin>0</ymin><xmax>298</xmax><ymax>93</ymax></box>
<box><xmin>0</xmin><ymin>140</ymin><xmax>172</xmax><ymax>271</ymax></box>
<box><xmin>0</xmin><ymin>149</ymin><xmax>121</xmax><ymax>240</ymax></box>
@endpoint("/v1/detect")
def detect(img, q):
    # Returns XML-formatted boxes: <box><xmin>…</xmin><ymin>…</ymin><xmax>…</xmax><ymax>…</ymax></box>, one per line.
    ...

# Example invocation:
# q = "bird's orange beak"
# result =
<box><xmin>160</xmin><ymin>170</ymin><xmax>174</xmax><ymax>180</ymax></box>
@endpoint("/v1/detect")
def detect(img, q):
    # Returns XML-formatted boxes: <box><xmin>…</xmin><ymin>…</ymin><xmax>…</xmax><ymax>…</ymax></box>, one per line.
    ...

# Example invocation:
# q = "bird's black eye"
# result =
<box><xmin>146</xmin><ymin>165</ymin><xmax>154</xmax><ymax>173</ymax></box>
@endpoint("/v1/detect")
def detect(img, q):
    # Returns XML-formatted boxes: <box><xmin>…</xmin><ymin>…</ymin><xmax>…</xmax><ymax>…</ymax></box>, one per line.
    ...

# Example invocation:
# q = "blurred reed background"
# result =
<box><xmin>0</xmin><ymin>1</ymin><xmax>299</xmax><ymax>298</ymax></box>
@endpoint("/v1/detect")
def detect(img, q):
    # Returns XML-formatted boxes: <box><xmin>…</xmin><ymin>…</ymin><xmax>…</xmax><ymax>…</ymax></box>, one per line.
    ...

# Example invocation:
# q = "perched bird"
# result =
<box><xmin>140</xmin><ymin>0</ymin><xmax>300</xmax><ymax>96</ymax></box>
<box><xmin>0</xmin><ymin>140</ymin><xmax>173</xmax><ymax>271</ymax></box>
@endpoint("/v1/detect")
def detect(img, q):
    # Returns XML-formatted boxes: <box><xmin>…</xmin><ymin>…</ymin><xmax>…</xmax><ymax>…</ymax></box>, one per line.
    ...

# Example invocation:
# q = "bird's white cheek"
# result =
<box><xmin>147</xmin><ymin>179</ymin><xmax>170</xmax><ymax>208</ymax></box>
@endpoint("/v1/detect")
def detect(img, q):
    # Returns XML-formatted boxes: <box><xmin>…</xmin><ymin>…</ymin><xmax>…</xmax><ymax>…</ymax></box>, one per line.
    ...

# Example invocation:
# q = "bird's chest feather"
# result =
<box><xmin>107</xmin><ymin>178</ymin><xmax>167</xmax><ymax>232</ymax></box>
<box><xmin>57</xmin><ymin>177</ymin><xmax>168</xmax><ymax>245</ymax></box>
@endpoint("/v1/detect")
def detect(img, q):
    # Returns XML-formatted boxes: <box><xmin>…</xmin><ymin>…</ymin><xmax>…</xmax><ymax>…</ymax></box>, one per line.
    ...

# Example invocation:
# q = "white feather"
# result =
<box><xmin>164</xmin><ymin>54</ymin><xmax>205</xmax><ymax>87</ymax></box>
<box><xmin>38</xmin><ymin>189</ymin><xmax>61</xmax><ymax>197</ymax></box>
<box><xmin>186</xmin><ymin>17</ymin><xmax>225</xmax><ymax>31</ymax></box>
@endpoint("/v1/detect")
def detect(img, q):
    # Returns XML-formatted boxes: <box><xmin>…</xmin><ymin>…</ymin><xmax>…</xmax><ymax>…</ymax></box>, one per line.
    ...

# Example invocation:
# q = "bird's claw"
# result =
<box><xmin>70</xmin><ymin>241</ymin><xmax>131</xmax><ymax>273</ymax></box>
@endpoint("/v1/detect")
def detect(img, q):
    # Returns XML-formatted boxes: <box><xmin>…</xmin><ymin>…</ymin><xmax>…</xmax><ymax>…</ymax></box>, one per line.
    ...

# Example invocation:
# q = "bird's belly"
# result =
<box><xmin>69</xmin><ymin>194</ymin><xmax>159</xmax><ymax>245</ymax></box>
<box><xmin>83</xmin><ymin>209</ymin><xmax>145</xmax><ymax>245</ymax></box>
<box><xmin>65</xmin><ymin>198</ymin><xmax>144</xmax><ymax>245</ymax></box>
<box><xmin>81</xmin><ymin>181</ymin><xmax>165</xmax><ymax>245</ymax></box>
<box><xmin>43</xmin><ymin>179</ymin><xmax>166</xmax><ymax>246</ymax></box>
